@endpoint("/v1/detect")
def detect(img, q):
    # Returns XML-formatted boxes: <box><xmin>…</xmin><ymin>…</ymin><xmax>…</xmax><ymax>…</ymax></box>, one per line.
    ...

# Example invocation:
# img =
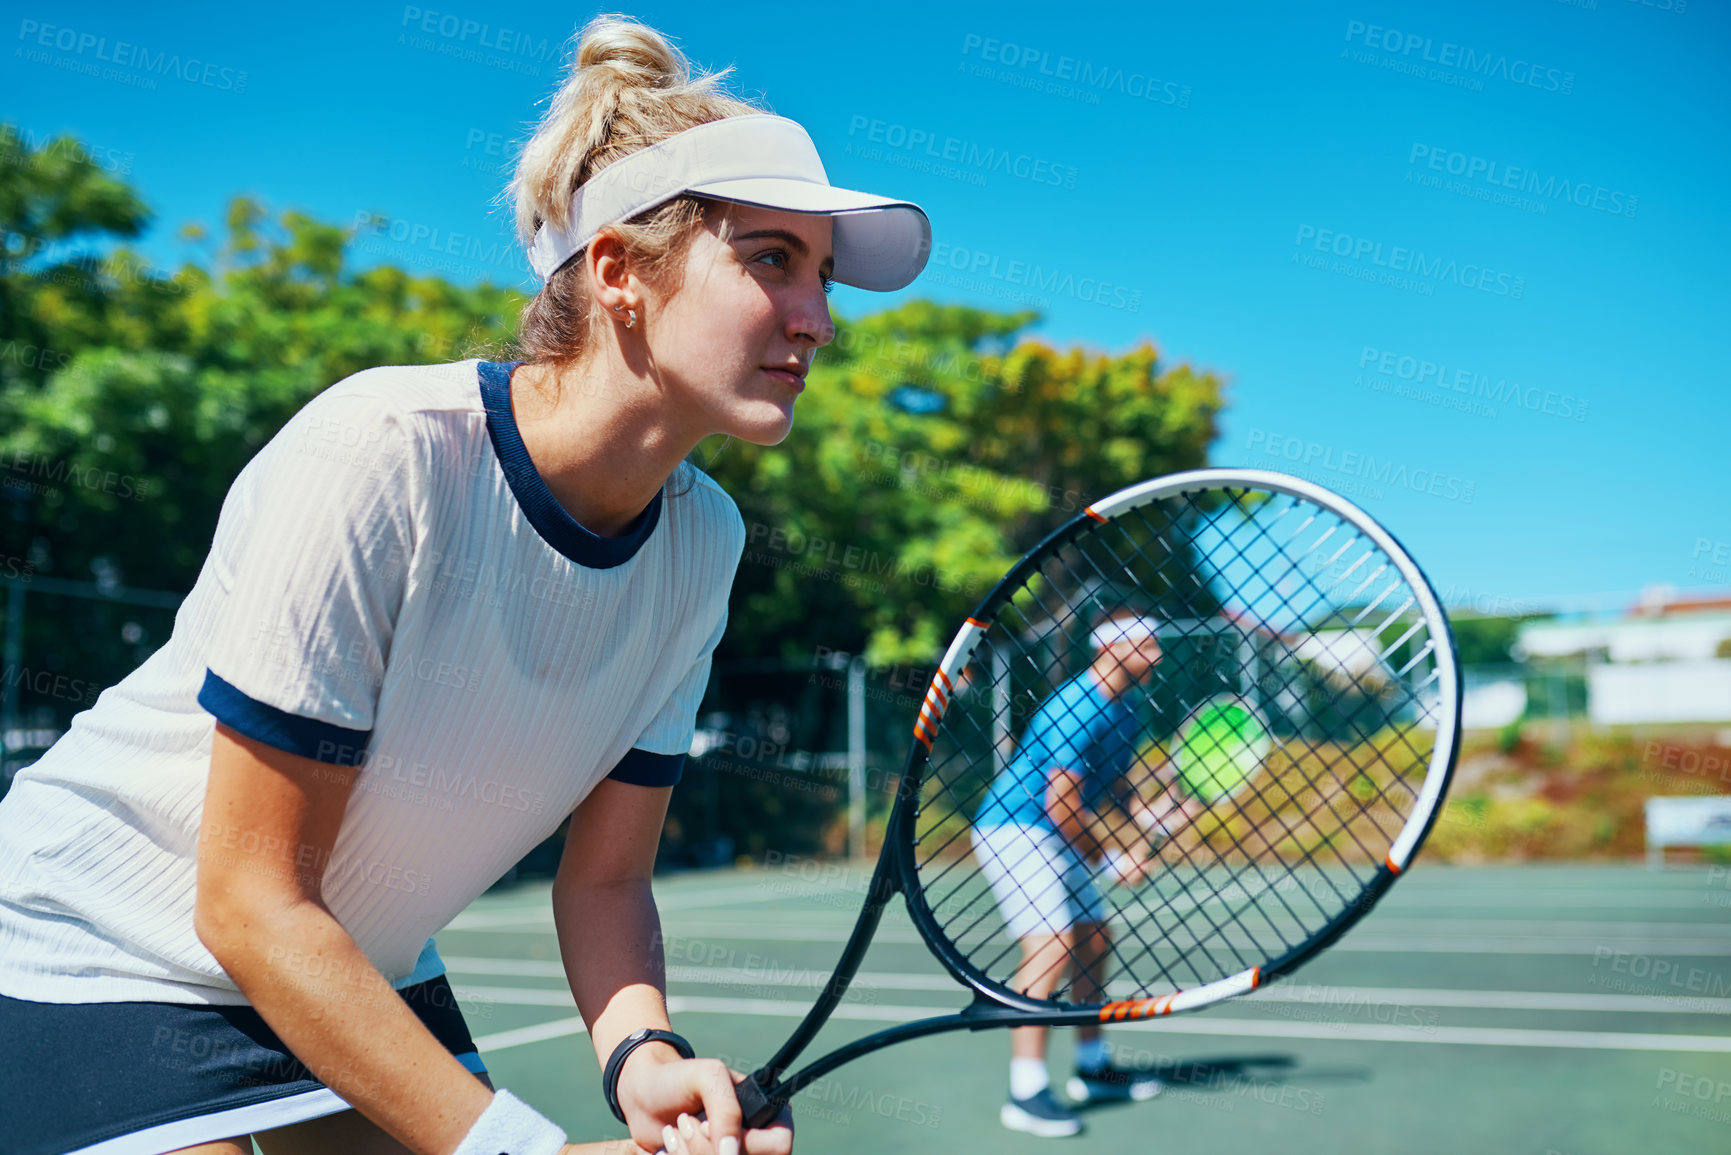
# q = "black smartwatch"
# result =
<box><xmin>602</xmin><ymin>1027</ymin><xmax>695</xmax><ymax>1123</ymax></box>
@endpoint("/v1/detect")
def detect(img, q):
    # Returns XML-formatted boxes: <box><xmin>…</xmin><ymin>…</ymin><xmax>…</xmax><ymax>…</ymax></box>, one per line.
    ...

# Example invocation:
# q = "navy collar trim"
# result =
<box><xmin>477</xmin><ymin>359</ymin><xmax>662</xmax><ymax>570</ymax></box>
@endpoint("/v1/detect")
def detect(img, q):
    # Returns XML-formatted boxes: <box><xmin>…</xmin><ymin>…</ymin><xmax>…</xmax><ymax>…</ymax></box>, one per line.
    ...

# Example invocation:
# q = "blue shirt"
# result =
<box><xmin>975</xmin><ymin>672</ymin><xmax>1142</xmax><ymax>833</ymax></box>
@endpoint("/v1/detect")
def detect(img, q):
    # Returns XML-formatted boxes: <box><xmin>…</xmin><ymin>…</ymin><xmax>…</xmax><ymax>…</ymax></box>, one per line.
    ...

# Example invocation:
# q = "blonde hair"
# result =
<box><xmin>502</xmin><ymin>14</ymin><xmax>767</xmax><ymax>371</ymax></box>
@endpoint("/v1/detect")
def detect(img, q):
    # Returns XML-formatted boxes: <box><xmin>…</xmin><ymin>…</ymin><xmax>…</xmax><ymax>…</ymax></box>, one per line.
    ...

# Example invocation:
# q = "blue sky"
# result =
<box><xmin>5</xmin><ymin>0</ymin><xmax>1725</xmax><ymax>615</ymax></box>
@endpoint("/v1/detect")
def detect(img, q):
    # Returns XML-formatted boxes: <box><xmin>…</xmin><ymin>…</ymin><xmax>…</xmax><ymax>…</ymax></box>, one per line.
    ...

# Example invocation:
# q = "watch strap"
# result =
<box><xmin>602</xmin><ymin>1027</ymin><xmax>696</xmax><ymax>1124</ymax></box>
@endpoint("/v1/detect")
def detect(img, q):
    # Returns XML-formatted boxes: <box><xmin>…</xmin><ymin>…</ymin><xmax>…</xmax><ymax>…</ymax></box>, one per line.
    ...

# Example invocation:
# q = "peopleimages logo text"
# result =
<box><xmin>1343</xmin><ymin>20</ymin><xmax>1574</xmax><ymax>93</ymax></box>
<box><xmin>845</xmin><ymin>116</ymin><xmax>1079</xmax><ymax>189</ymax></box>
<box><xmin>1294</xmin><ymin>225</ymin><xmax>1524</xmax><ymax>299</ymax></box>
<box><xmin>1246</xmin><ymin>429</ymin><xmax>1475</xmax><ymax>503</ymax></box>
<box><xmin>16</xmin><ymin>19</ymin><xmax>249</xmax><ymax>92</ymax></box>
<box><xmin>927</xmin><ymin>242</ymin><xmax>1141</xmax><ymax>312</ymax></box>
<box><xmin>1408</xmin><ymin>144</ymin><xmax>1637</xmax><ymax>219</ymax></box>
<box><xmin>959</xmin><ymin>33</ymin><xmax>1191</xmax><ymax>107</ymax></box>
<box><xmin>1358</xmin><ymin>346</ymin><xmax>1588</xmax><ymax>421</ymax></box>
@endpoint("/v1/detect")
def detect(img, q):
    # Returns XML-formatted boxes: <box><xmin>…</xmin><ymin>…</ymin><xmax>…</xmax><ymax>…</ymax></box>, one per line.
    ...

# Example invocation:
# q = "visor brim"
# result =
<box><xmin>691</xmin><ymin>177</ymin><xmax>932</xmax><ymax>292</ymax></box>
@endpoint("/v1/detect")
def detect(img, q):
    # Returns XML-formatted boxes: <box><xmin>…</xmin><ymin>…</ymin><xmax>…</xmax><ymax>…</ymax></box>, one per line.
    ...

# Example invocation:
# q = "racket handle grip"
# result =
<box><xmin>733</xmin><ymin>1073</ymin><xmax>782</xmax><ymax>1130</ymax></box>
<box><xmin>691</xmin><ymin>1074</ymin><xmax>783</xmax><ymax>1134</ymax></box>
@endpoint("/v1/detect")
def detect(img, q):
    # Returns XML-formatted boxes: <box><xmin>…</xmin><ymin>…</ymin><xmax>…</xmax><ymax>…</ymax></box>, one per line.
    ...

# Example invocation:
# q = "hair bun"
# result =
<box><xmin>506</xmin><ymin>14</ymin><xmax>758</xmax><ymax>258</ymax></box>
<box><xmin>575</xmin><ymin>15</ymin><xmax>687</xmax><ymax>89</ymax></box>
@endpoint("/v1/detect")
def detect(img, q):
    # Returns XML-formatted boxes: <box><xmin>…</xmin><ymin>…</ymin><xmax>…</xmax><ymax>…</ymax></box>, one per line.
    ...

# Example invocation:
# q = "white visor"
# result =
<box><xmin>527</xmin><ymin>114</ymin><xmax>932</xmax><ymax>292</ymax></box>
<box><xmin>1091</xmin><ymin>615</ymin><xmax>1162</xmax><ymax>650</ymax></box>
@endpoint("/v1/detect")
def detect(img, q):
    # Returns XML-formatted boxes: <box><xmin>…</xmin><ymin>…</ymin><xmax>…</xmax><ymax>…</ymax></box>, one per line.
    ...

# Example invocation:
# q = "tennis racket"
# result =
<box><xmin>718</xmin><ymin>466</ymin><xmax>1460</xmax><ymax>1128</ymax></box>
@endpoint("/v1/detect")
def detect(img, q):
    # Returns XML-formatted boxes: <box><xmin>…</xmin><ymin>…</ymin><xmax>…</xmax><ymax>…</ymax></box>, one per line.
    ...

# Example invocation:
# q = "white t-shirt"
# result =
<box><xmin>0</xmin><ymin>359</ymin><xmax>743</xmax><ymax>1005</ymax></box>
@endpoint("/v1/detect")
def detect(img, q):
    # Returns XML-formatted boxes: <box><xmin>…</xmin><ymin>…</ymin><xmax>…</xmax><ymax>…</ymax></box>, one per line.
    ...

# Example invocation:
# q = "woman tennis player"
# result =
<box><xmin>0</xmin><ymin>16</ymin><xmax>927</xmax><ymax>1155</ymax></box>
<box><xmin>970</xmin><ymin>613</ymin><xmax>1199</xmax><ymax>1137</ymax></box>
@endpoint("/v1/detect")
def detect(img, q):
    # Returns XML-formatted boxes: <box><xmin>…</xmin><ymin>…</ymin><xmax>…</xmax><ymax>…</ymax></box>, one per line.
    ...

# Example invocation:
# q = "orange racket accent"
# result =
<box><xmin>1250</xmin><ymin>966</ymin><xmax>1262</xmax><ymax>989</ymax></box>
<box><xmin>916</xmin><ymin>670</ymin><xmax>955</xmax><ymax>740</ymax></box>
<box><xmin>912</xmin><ymin>712</ymin><xmax>934</xmax><ymax>749</ymax></box>
<box><xmin>1385</xmin><ymin>854</ymin><xmax>1402</xmax><ymax>875</ymax></box>
<box><xmin>1097</xmin><ymin>993</ymin><xmax>1177</xmax><ymax>1022</ymax></box>
<box><xmin>965</xmin><ymin>616</ymin><xmax>989</xmax><ymax>629</ymax></box>
<box><xmin>1084</xmin><ymin>507</ymin><xmax>1107</xmax><ymax>523</ymax></box>
<box><xmin>935</xmin><ymin>669</ymin><xmax>954</xmax><ymax>693</ymax></box>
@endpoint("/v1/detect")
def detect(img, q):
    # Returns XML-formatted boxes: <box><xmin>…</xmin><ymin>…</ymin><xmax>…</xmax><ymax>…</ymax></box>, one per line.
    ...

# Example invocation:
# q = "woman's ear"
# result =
<box><xmin>586</xmin><ymin>229</ymin><xmax>640</xmax><ymax>315</ymax></box>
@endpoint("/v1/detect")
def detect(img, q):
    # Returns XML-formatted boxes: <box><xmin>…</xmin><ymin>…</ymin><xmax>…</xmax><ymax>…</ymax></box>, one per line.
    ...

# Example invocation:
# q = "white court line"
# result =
<box><xmin>446</xmin><ymin>964</ymin><xmax>1731</xmax><ymax>1016</ymax></box>
<box><xmin>1111</xmin><ymin>1017</ymin><xmax>1731</xmax><ymax>1053</ymax></box>
<box><xmin>1250</xmin><ymin>984</ymin><xmax>1731</xmax><ymax>1015</ymax></box>
<box><xmin>444</xmin><ymin>881</ymin><xmax>837</xmax><ymax>929</ymax></box>
<box><xmin>443</xmin><ymin>956</ymin><xmax>566</xmax><ymax>977</ymax></box>
<box><xmin>449</xmin><ymin>897</ymin><xmax>1731</xmax><ymax>940</ymax></box>
<box><xmin>1373</xmin><ymin>892</ymin><xmax>1728</xmax><ymax>909</ymax></box>
<box><xmin>650</xmin><ymin>882</ymin><xmax>839</xmax><ymax>911</ymax></box>
<box><xmin>659</xmin><ymin>916</ymin><xmax>1731</xmax><ymax>938</ymax></box>
<box><xmin>450</xmin><ymin>976</ymin><xmax>1731</xmax><ymax>1018</ymax></box>
<box><xmin>627</xmin><ymin>924</ymin><xmax>1731</xmax><ymax>956</ymax></box>
<box><xmin>471</xmin><ymin>1016</ymin><xmax>588</xmax><ymax>1051</ymax></box>
<box><xmin>467</xmin><ymin>996</ymin><xmax>1731</xmax><ymax>1056</ymax></box>
<box><xmin>454</xmin><ymin>984</ymin><xmax>576</xmax><ymax>1006</ymax></box>
<box><xmin>445</xmin><ymin>910</ymin><xmax>558</xmax><ymax>930</ymax></box>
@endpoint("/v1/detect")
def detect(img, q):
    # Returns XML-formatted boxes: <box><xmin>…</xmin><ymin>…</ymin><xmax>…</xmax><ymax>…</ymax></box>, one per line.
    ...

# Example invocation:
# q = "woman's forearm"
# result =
<box><xmin>205</xmin><ymin>898</ymin><xmax>492</xmax><ymax>1155</ymax></box>
<box><xmin>554</xmin><ymin>876</ymin><xmax>673</xmax><ymax>1068</ymax></box>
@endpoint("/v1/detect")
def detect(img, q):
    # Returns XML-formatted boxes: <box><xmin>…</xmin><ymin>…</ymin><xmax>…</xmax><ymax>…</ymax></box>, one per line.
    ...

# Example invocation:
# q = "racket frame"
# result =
<box><xmin>732</xmin><ymin>468</ymin><xmax>1461</xmax><ymax>1124</ymax></box>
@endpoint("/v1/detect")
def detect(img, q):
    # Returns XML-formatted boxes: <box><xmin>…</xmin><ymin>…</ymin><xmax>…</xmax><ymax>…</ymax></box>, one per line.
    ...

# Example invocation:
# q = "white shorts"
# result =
<box><xmin>971</xmin><ymin>823</ymin><xmax>1106</xmax><ymax>939</ymax></box>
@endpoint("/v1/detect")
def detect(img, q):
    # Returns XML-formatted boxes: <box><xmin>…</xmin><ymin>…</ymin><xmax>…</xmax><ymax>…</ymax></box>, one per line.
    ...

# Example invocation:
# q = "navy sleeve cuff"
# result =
<box><xmin>607</xmin><ymin>747</ymin><xmax>686</xmax><ymax>788</ymax></box>
<box><xmin>198</xmin><ymin>669</ymin><xmax>372</xmax><ymax>766</ymax></box>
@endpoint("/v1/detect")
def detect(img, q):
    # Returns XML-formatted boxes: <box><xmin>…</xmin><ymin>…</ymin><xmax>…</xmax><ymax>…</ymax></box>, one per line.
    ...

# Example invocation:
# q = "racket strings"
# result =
<box><xmin>1156</xmin><ymin>493</ymin><xmax>1436</xmax><ymax>848</ymax></box>
<box><xmin>930</xmin><ymin>602</ymin><xmax>1328</xmax><ymax>988</ymax></box>
<box><xmin>910</xmin><ymin>486</ymin><xmax>1444</xmax><ymax>1005</ymax></box>
<box><xmin>1114</xmin><ymin>502</ymin><xmax>1406</xmax><ymax>876</ymax></box>
<box><xmin>1105</xmin><ymin>495</ymin><xmax>1413</xmax><ymax>897</ymax></box>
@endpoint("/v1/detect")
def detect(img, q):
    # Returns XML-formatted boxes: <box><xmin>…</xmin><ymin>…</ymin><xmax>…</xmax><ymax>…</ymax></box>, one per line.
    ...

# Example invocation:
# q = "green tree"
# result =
<box><xmin>1447</xmin><ymin>612</ymin><xmax>1535</xmax><ymax>666</ymax></box>
<box><xmin>2</xmin><ymin>125</ymin><xmax>1225</xmax><ymax>664</ymax></box>
<box><xmin>0</xmin><ymin>126</ymin><xmax>1227</xmax><ymax>851</ymax></box>
<box><xmin>703</xmin><ymin>302</ymin><xmax>1223</xmax><ymax>665</ymax></box>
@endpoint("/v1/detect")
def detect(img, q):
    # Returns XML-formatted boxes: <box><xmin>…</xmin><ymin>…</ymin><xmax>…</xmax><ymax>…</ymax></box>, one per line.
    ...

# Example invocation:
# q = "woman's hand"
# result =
<box><xmin>643</xmin><ymin>1101</ymin><xmax>796</xmax><ymax>1155</ymax></box>
<box><xmin>616</xmin><ymin>1052</ymin><xmax>794</xmax><ymax>1155</ymax></box>
<box><xmin>645</xmin><ymin>1105</ymin><xmax>795</xmax><ymax>1155</ymax></box>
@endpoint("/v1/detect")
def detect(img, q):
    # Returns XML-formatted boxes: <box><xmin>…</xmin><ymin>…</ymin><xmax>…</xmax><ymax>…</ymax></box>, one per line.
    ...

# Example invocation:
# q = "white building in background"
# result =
<box><xmin>1458</xmin><ymin>679</ymin><xmax>1527</xmax><ymax>731</ymax></box>
<box><xmin>1517</xmin><ymin>587</ymin><xmax>1731</xmax><ymax>726</ymax></box>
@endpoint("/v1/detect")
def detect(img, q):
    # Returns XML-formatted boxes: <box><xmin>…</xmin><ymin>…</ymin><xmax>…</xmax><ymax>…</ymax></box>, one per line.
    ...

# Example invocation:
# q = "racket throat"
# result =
<box><xmin>752</xmin><ymin>844</ymin><xmax>906</xmax><ymax>1091</ymax></box>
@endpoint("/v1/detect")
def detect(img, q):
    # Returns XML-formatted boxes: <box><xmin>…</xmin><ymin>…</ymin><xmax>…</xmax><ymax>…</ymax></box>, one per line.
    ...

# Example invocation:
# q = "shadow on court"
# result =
<box><xmin>1072</xmin><ymin>1052</ymin><xmax>1370</xmax><ymax>1116</ymax></box>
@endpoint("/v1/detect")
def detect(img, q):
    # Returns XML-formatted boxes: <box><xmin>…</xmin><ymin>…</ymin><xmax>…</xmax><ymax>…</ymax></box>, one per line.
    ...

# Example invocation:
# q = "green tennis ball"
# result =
<box><xmin>1174</xmin><ymin>699</ymin><xmax>1270</xmax><ymax>804</ymax></box>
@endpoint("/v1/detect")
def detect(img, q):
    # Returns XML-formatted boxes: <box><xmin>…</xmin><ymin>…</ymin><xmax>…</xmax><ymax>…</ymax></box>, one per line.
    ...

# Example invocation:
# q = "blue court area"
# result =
<box><xmin>439</xmin><ymin>865</ymin><xmax>1731</xmax><ymax>1154</ymax></box>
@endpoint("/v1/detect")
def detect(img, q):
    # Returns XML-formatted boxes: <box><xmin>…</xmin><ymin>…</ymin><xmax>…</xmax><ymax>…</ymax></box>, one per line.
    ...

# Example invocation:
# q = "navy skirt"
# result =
<box><xmin>0</xmin><ymin>974</ymin><xmax>486</xmax><ymax>1155</ymax></box>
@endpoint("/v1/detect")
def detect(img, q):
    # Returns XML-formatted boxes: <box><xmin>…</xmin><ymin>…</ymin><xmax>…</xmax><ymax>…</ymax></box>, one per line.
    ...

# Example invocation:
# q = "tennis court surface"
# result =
<box><xmin>439</xmin><ymin>864</ymin><xmax>1731</xmax><ymax>1154</ymax></box>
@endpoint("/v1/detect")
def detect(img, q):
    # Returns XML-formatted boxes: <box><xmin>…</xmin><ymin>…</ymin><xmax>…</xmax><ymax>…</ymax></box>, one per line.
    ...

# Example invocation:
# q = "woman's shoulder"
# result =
<box><xmin>264</xmin><ymin>361</ymin><xmax>489</xmax><ymax>474</ymax></box>
<box><xmin>308</xmin><ymin>359</ymin><xmax>485</xmax><ymax>422</ymax></box>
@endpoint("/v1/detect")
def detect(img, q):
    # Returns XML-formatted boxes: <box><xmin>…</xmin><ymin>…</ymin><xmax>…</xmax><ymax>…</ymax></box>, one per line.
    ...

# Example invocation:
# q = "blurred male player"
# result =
<box><xmin>971</xmin><ymin>612</ymin><xmax>1198</xmax><ymax>1136</ymax></box>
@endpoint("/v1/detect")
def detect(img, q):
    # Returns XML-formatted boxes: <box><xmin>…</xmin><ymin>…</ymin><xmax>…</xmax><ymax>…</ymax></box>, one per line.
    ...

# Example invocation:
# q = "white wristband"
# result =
<box><xmin>452</xmin><ymin>1089</ymin><xmax>567</xmax><ymax>1155</ymax></box>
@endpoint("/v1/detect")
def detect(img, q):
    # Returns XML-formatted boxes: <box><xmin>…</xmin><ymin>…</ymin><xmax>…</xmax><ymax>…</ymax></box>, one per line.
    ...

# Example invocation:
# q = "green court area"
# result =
<box><xmin>442</xmin><ymin>865</ymin><xmax>1731</xmax><ymax>1154</ymax></box>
